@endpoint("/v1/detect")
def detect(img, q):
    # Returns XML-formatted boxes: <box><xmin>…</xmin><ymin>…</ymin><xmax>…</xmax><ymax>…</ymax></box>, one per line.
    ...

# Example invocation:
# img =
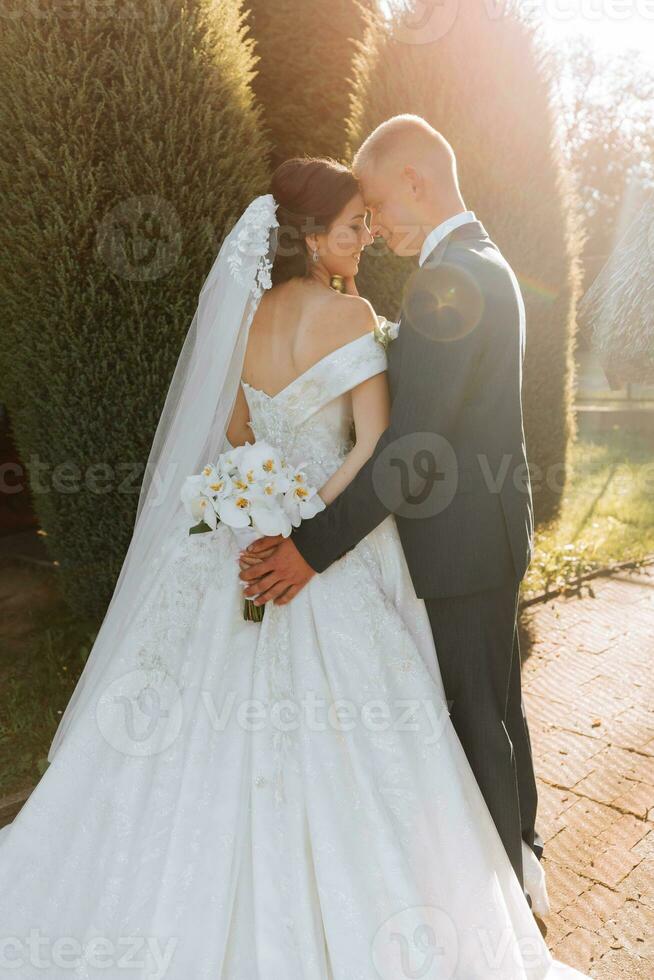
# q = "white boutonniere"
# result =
<box><xmin>374</xmin><ymin>316</ymin><xmax>400</xmax><ymax>350</ymax></box>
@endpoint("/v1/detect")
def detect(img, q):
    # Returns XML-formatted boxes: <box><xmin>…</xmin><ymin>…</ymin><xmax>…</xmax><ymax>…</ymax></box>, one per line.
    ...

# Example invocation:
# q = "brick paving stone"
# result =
<box><xmin>597</xmin><ymin>813</ymin><xmax>651</xmax><ymax>852</ymax></box>
<box><xmin>551</xmin><ymin>925</ymin><xmax>605</xmax><ymax>974</ymax></box>
<box><xmin>562</xmin><ymin>798</ymin><xmax>622</xmax><ymax>839</ymax></box>
<box><xmin>590</xmin><ymin>578</ymin><xmax>647</xmax><ymax>605</ymax></box>
<box><xmin>601</xmin><ymin>899</ymin><xmax>654</xmax><ymax>958</ymax></box>
<box><xmin>554</xmin><ymin>620</ymin><xmax>616</xmax><ymax>656</ymax></box>
<box><xmin>588</xmin><ymin>845</ymin><xmax>642</xmax><ymax>889</ymax></box>
<box><xmin>527</xmin><ymin>695</ymin><xmax>614</xmax><ymax>742</ymax></box>
<box><xmin>540</xmin><ymin>858</ymin><xmax>590</xmax><ymax>913</ymax></box>
<box><xmin>612</xmin><ymin>782</ymin><xmax>654</xmax><ymax>820</ymax></box>
<box><xmin>543</xmin><ymin>910</ymin><xmax>576</xmax><ymax>945</ymax></box>
<box><xmin>610</xmin><ymin>713</ymin><xmax>654</xmax><ymax>755</ymax></box>
<box><xmin>617</xmin><ymin>856</ymin><xmax>654</xmax><ymax>910</ymax></box>
<box><xmin>572</xmin><ymin>768</ymin><xmax>641</xmax><ymax>808</ymax></box>
<box><xmin>590</xmin><ymin>947</ymin><xmax>650</xmax><ymax>979</ymax></box>
<box><xmin>560</xmin><ymin>882</ymin><xmax>626</xmax><ymax>933</ymax></box>
<box><xmin>522</xmin><ymin>564</ymin><xmax>654</xmax><ymax>976</ymax></box>
<box><xmin>531</xmin><ymin>728</ymin><xmax>606</xmax><ymax>786</ymax></box>
<box><xmin>559</xmin><ymin>898</ymin><xmax>606</xmax><ymax>935</ymax></box>
<box><xmin>523</xmin><ymin>656</ymin><xmax>605</xmax><ymax>701</ymax></box>
<box><xmin>536</xmin><ymin>782</ymin><xmax>578</xmax><ymax>842</ymax></box>
<box><xmin>546</xmin><ymin>826</ymin><xmax>605</xmax><ymax>878</ymax></box>
<box><xmin>632</xmin><ymin>828</ymin><xmax>654</xmax><ymax>859</ymax></box>
<box><xmin>583</xmin><ymin>746</ymin><xmax>654</xmax><ymax>786</ymax></box>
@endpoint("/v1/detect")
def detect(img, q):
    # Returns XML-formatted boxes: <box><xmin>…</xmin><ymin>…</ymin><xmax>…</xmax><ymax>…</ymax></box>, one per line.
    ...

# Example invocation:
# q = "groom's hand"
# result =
<box><xmin>239</xmin><ymin>535</ymin><xmax>315</xmax><ymax>606</ymax></box>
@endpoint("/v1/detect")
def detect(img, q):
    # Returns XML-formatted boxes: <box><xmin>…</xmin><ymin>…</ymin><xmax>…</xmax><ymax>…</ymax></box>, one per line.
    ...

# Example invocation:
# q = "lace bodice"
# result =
<box><xmin>241</xmin><ymin>331</ymin><xmax>387</xmax><ymax>487</ymax></box>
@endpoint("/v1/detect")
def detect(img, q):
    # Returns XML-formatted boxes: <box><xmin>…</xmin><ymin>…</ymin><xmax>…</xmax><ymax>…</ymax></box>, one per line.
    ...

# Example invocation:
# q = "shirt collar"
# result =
<box><xmin>418</xmin><ymin>210</ymin><xmax>477</xmax><ymax>267</ymax></box>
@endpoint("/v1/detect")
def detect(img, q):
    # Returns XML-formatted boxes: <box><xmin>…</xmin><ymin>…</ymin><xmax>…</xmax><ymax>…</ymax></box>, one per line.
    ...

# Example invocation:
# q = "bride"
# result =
<box><xmin>0</xmin><ymin>158</ymin><xmax>587</xmax><ymax>979</ymax></box>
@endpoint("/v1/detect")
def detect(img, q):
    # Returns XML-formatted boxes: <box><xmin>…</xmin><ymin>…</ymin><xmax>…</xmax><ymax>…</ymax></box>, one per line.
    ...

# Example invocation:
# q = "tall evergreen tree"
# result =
<box><xmin>246</xmin><ymin>0</ymin><xmax>376</xmax><ymax>165</ymax></box>
<box><xmin>347</xmin><ymin>0</ymin><xmax>582</xmax><ymax>523</ymax></box>
<box><xmin>0</xmin><ymin>0</ymin><xmax>270</xmax><ymax>619</ymax></box>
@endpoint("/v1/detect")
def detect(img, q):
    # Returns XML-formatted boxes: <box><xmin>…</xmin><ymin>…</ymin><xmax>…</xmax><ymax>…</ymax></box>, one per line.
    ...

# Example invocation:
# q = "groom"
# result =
<box><xmin>240</xmin><ymin>114</ymin><xmax>541</xmax><ymax>890</ymax></box>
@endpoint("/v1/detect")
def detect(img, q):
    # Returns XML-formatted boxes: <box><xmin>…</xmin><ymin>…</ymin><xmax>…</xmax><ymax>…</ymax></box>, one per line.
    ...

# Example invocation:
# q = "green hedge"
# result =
<box><xmin>246</xmin><ymin>0</ymin><xmax>376</xmax><ymax>165</ymax></box>
<box><xmin>347</xmin><ymin>0</ymin><xmax>583</xmax><ymax>524</ymax></box>
<box><xmin>0</xmin><ymin>0</ymin><xmax>270</xmax><ymax>619</ymax></box>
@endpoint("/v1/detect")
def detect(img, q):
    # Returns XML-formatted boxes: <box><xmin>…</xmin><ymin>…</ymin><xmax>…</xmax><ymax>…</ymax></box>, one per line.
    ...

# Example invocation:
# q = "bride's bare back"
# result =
<box><xmin>241</xmin><ymin>278</ymin><xmax>374</xmax><ymax>397</ymax></box>
<box><xmin>227</xmin><ymin>276</ymin><xmax>391</xmax><ymax>506</ymax></box>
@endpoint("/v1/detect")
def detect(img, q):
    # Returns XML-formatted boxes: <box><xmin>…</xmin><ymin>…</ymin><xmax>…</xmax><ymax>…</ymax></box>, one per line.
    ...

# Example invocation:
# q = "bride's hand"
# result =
<box><xmin>239</xmin><ymin>536</ymin><xmax>315</xmax><ymax>605</ymax></box>
<box><xmin>238</xmin><ymin>534</ymin><xmax>283</xmax><ymax>571</ymax></box>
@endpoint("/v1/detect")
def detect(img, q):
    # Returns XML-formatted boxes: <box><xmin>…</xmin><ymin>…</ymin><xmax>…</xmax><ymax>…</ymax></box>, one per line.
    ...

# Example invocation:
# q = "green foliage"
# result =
<box><xmin>0</xmin><ymin>0</ymin><xmax>270</xmax><ymax>618</ymax></box>
<box><xmin>0</xmin><ymin>584</ymin><xmax>97</xmax><ymax>797</ymax></box>
<box><xmin>524</xmin><ymin>427</ymin><xmax>654</xmax><ymax>598</ymax></box>
<box><xmin>347</xmin><ymin>0</ymin><xmax>583</xmax><ymax>524</ymax></box>
<box><xmin>245</xmin><ymin>0</ymin><xmax>376</xmax><ymax>165</ymax></box>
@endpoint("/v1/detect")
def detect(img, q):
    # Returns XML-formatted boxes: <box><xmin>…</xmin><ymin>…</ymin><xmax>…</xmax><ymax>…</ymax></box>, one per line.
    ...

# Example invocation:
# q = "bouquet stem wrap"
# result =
<box><xmin>231</xmin><ymin>526</ymin><xmax>265</xmax><ymax>622</ymax></box>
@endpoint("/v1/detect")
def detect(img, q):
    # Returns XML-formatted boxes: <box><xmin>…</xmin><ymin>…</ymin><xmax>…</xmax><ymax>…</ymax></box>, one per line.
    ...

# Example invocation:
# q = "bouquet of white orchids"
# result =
<box><xmin>181</xmin><ymin>441</ymin><xmax>325</xmax><ymax>621</ymax></box>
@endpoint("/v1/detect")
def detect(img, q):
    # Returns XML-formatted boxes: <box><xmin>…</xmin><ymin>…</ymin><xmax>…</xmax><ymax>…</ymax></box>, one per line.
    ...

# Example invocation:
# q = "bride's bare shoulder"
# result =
<box><xmin>327</xmin><ymin>291</ymin><xmax>378</xmax><ymax>344</ymax></box>
<box><xmin>252</xmin><ymin>279</ymin><xmax>379</xmax><ymax>368</ymax></box>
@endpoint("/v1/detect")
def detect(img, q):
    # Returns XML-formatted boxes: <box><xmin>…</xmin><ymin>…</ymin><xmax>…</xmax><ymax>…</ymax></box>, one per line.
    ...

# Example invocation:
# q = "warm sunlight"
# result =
<box><xmin>532</xmin><ymin>0</ymin><xmax>654</xmax><ymax>65</ymax></box>
<box><xmin>385</xmin><ymin>1</ymin><xmax>654</xmax><ymax>66</ymax></box>
<box><xmin>1</xmin><ymin>3</ymin><xmax>652</xmax><ymax>977</ymax></box>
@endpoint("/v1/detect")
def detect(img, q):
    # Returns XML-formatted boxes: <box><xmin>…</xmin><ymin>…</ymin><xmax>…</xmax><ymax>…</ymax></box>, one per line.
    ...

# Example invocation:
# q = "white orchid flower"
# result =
<box><xmin>197</xmin><ymin>497</ymin><xmax>218</xmax><ymax>529</ymax></box>
<box><xmin>283</xmin><ymin>482</ymin><xmax>326</xmax><ymax>528</ymax></box>
<box><xmin>216</xmin><ymin>492</ymin><xmax>252</xmax><ymax>529</ymax></box>
<box><xmin>181</xmin><ymin>475</ymin><xmax>218</xmax><ymax>526</ymax></box>
<box><xmin>181</xmin><ymin>480</ymin><xmax>218</xmax><ymax>530</ymax></box>
<box><xmin>206</xmin><ymin>474</ymin><xmax>231</xmax><ymax>501</ymax></box>
<box><xmin>181</xmin><ymin>474</ymin><xmax>206</xmax><ymax>506</ymax></box>
<box><xmin>199</xmin><ymin>463</ymin><xmax>218</xmax><ymax>484</ymax></box>
<box><xmin>217</xmin><ymin>443</ymin><xmax>248</xmax><ymax>477</ymax></box>
<box><xmin>250</xmin><ymin>499</ymin><xmax>293</xmax><ymax>537</ymax></box>
<box><xmin>227</xmin><ymin>472</ymin><xmax>253</xmax><ymax>497</ymax></box>
<box><xmin>238</xmin><ymin>442</ymin><xmax>286</xmax><ymax>484</ymax></box>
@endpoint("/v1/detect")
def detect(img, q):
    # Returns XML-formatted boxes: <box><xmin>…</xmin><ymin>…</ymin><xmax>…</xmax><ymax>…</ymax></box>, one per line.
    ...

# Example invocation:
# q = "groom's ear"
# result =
<box><xmin>404</xmin><ymin>165</ymin><xmax>424</xmax><ymax>198</ymax></box>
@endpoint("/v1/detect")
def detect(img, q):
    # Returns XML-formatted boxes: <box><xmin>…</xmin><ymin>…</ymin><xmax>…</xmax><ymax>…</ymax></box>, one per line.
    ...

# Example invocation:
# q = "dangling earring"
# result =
<box><xmin>312</xmin><ymin>249</ymin><xmax>319</xmax><ymax>263</ymax></box>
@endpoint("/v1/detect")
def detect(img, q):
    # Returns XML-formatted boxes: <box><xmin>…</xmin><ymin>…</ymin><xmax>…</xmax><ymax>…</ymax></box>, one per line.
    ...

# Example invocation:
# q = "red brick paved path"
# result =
<box><xmin>522</xmin><ymin>564</ymin><xmax>654</xmax><ymax>977</ymax></box>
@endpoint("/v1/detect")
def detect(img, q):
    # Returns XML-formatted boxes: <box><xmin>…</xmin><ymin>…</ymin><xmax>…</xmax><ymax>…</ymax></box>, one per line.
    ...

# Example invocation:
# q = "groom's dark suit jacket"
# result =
<box><xmin>292</xmin><ymin>219</ymin><xmax>534</xmax><ymax>599</ymax></box>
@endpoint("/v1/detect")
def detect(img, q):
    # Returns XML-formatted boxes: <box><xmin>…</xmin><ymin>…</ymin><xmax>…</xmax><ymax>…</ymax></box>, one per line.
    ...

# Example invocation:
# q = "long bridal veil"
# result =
<box><xmin>46</xmin><ymin>195</ymin><xmax>280</xmax><ymax>763</ymax></box>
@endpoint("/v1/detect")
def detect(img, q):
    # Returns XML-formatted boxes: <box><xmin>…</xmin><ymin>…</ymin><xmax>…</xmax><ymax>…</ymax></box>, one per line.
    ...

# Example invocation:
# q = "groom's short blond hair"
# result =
<box><xmin>352</xmin><ymin>114</ymin><xmax>458</xmax><ymax>184</ymax></box>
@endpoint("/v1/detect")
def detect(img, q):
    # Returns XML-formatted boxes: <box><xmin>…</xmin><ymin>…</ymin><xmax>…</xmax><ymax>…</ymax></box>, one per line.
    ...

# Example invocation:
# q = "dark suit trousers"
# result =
<box><xmin>424</xmin><ymin>579</ymin><xmax>540</xmax><ymax>888</ymax></box>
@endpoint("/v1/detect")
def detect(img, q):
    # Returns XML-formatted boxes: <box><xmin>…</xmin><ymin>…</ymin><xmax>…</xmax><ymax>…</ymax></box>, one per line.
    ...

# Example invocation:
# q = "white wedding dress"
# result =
<box><xmin>0</xmin><ymin>331</ymin><xmax>586</xmax><ymax>979</ymax></box>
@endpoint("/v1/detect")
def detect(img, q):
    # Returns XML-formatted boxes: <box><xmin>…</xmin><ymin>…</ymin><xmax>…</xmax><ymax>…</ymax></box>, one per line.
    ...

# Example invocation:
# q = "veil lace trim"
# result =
<box><xmin>226</xmin><ymin>194</ymin><xmax>278</xmax><ymax>315</ymax></box>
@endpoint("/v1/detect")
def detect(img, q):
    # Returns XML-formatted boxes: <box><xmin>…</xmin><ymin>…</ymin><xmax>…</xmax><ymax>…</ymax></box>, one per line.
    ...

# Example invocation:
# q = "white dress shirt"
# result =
<box><xmin>418</xmin><ymin>210</ymin><xmax>477</xmax><ymax>267</ymax></box>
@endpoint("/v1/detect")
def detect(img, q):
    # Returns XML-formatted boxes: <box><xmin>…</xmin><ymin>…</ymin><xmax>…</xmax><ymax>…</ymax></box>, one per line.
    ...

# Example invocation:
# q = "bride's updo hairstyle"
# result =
<box><xmin>270</xmin><ymin>157</ymin><xmax>360</xmax><ymax>286</ymax></box>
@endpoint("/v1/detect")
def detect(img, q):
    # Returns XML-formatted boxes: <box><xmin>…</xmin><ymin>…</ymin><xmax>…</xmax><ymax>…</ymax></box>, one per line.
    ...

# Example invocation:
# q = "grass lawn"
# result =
<box><xmin>523</xmin><ymin>425</ymin><xmax>654</xmax><ymax>599</ymax></box>
<box><xmin>1</xmin><ymin>425</ymin><xmax>653</xmax><ymax>799</ymax></box>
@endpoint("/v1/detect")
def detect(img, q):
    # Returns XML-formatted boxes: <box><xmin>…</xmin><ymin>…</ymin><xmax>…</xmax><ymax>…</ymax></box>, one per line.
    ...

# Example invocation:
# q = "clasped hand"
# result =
<box><xmin>238</xmin><ymin>535</ymin><xmax>315</xmax><ymax>606</ymax></box>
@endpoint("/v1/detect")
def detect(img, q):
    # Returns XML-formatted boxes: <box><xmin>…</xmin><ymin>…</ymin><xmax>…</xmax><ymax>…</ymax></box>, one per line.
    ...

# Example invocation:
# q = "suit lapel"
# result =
<box><xmin>421</xmin><ymin>218</ymin><xmax>490</xmax><ymax>268</ymax></box>
<box><xmin>388</xmin><ymin>220</ymin><xmax>490</xmax><ymax>397</ymax></box>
